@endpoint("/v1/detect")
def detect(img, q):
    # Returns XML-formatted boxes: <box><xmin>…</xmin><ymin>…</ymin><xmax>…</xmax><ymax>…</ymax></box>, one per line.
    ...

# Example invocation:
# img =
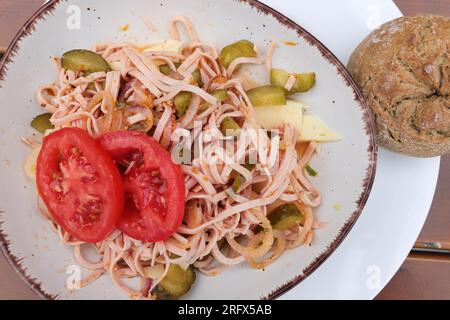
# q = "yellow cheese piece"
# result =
<box><xmin>143</xmin><ymin>40</ymin><xmax>183</xmax><ymax>53</ymax></box>
<box><xmin>254</xmin><ymin>100</ymin><xmax>304</xmax><ymax>135</ymax></box>
<box><xmin>109</xmin><ymin>61</ymin><xmax>122</xmax><ymax>71</ymax></box>
<box><xmin>24</xmin><ymin>146</ymin><xmax>41</xmax><ymax>181</ymax></box>
<box><xmin>299</xmin><ymin>115</ymin><xmax>341</xmax><ymax>142</ymax></box>
<box><xmin>254</xmin><ymin>99</ymin><xmax>341</xmax><ymax>142</ymax></box>
<box><xmin>109</xmin><ymin>41</ymin><xmax>183</xmax><ymax>71</ymax></box>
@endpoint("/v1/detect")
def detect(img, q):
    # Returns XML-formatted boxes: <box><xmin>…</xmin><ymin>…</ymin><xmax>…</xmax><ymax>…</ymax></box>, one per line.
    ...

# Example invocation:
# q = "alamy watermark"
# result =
<box><xmin>366</xmin><ymin>265</ymin><xmax>382</xmax><ymax>290</ymax></box>
<box><xmin>66</xmin><ymin>265</ymin><xmax>82</xmax><ymax>291</ymax></box>
<box><xmin>66</xmin><ymin>5</ymin><xmax>81</xmax><ymax>30</ymax></box>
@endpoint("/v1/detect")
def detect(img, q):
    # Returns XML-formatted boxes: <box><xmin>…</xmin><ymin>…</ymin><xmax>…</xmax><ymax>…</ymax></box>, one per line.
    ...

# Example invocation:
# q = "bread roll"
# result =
<box><xmin>348</xmin><ymin>15</ymin><xmax>450</xmax><ymax>157</ymax></box>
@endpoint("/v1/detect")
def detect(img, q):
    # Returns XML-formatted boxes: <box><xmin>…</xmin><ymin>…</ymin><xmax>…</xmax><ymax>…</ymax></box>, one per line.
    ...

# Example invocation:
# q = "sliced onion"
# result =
<box><xmin>286</xmin><ymin>205</ymin><xmax>314</xmax><ymax>249</ymax></box>
<box><xmin>86</xmin><ymin>91</ymin><xmax>114</xmax><ymax>112</ymax></box>
<box><xmin>24</xmin><ymin>146</ymin><xmax>41</xmax><ymax>180</ymax></box>
<box><xmin>247</xmin><ymin>231</ymin><xmax>286</xmax><ymax>270</ymax></box>
<box><xmin>225</xmin><ymin>209</ymin><xmax>274</xmax><ymax>258</ymax></box>
<box><xmin>125</xmin><ymin>105</ymin><xmax>154</xmax><ymax>132</ymax></box>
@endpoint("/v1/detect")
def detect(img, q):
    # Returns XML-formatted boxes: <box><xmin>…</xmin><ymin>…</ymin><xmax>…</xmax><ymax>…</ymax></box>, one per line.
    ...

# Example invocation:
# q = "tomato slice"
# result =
<box><xmin>36</xmin><ymin>128</ymin><xmax>124</xmax><ymax>243</ymax></box>
<box><xmin>97</xmin><ymin>131</ymin><xmax>186</xmax><ymax>242</ymax></box>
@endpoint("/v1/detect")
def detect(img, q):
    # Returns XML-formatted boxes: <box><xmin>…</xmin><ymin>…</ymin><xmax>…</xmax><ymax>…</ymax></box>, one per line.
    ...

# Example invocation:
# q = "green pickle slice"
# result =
<box><xmin>174</xmin><ymin>91</ymin><xmax>192</xmax><ymax>117</ymax></box>
<box><xmin>159</xmin><ymin>63</ymin><xmax>202</xmax><ymax>85</ymax></box>
<box><xmin>246</xmin><ymin>85</ymin><xmax>286</xmax><ymax>107</ymax></box>
<box><xmin>61</xmin><ymin>49</ymin><xmax>111</xmax><ymax>74</ymax></box>
<box><xmin>220</xmin><ymin>40</ymin><xmax>257</xmax><ymax>69</ymax></box>
<box><xmin>159</xmin><ymin>63</ymin><xmax>177</xmax><ymax>75</ymax></box>
<box><xmin>199</xmin><ymin>89</ymin><xmax>230</xmax><ymax>113</ymax></box>
<box><xmin>221</xmin><ymin>117</ymin><xmax>241</xmax><ymax>137</ymax></box>
<box><xmin>212</xmin><ymin>89</ymin><xmax>230</xmax><ymax>102</ymax></box>
<box><xmin>269</xmin><ymin>203</ymin><xmax>304</xmax><ymax>230</ymax></box>
<box><xmin>231</xmin><ymin>164</ymin><xmax>256</xmax><ymax>193</ymax></box>
<box><xmin>155</xmin><ymin>265</ymin><xmax>196</xmax><ymax>300</ymax></box>
<box><xmin>270</xmin><ymin>69</ymin><xmax>316</xmax><ymax>95</ymax></box>
<box><xmin>31</xmin><ymin>113</ymin><xmax>54</xmax><ymax>134</ymax></box>
<box><xmin>192</xmin><ymin>69</ymin><xmax>203</xmax><ymax>86</ymax></box>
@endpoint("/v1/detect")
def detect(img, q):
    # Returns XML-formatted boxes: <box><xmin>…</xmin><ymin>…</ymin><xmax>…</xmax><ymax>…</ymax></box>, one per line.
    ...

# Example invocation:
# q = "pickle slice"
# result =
<box><xmin>246</xmin><ymin>85</ymin><xmax>286</xmax><ymax>107</ymax></box>
<box><xmin>61</xmin><ymin>49</ymin><xmax>111</xmax><ymax>74</ymax></box>
<box><xmin>269</xmin><ymin>203</ymin><xmax>304</xmax><ymax>230</ymax></box>
<box><xmin>220</xmin><ymin>40</ymin><xmax>257</xmax><ymax>69</ymax></box>
<box><xmin>155</xmin><ymin>265</ymin><xmax>196</xmax><ymax>300</ymax></box>
<box><xmin>31</xmin><ymin>113</ymin><xmax>54</xmax><ymax>134</ymax></box>
<box><xmin>221</xmin><ymin>117</ymin><xmax>241</xmax><ymax>137</ymax></box>
<box><xmin>270</xmin><ymin>69</ymin><xmax>316</xmax><ymax>95</ymax></box>
<box><xmin>174</xmin><ymin>91</ymin><xmax>192</xmax><ymax>117</ymax></box>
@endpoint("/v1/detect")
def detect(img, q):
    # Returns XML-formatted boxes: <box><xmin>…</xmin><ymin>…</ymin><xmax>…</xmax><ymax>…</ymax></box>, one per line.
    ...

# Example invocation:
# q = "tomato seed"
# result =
<box><xmin>50</xmin><ymin>180</ymin><xmax>62</xmax><ymax>193</ymax></box>
<box><xmin>151</xmin><ymin>170</ymin><xmax>159</xmax><ymax>176</ymax></box>
<box><xmin>71</xmin><ymin>146</ymin><xmax>80</xmax><ymax>155</ymax></box>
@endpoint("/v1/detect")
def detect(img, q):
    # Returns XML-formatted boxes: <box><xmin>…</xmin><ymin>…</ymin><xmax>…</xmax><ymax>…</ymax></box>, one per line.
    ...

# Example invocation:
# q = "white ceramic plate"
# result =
<box><xmin>0</xmin><ymin>0</ymin><xmax>378</xmax><ymax>299</ymax></box>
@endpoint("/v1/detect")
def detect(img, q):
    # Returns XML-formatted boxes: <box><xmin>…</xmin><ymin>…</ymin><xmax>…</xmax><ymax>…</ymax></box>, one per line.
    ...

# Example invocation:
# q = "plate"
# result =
<box><xmin>0</xmin><ymin>0</ymin><xmax>377</xmax><ymax>299</ymax></box>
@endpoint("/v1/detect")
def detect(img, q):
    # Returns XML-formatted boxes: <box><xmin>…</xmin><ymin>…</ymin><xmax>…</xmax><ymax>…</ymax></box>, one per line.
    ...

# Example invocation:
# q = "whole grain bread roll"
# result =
<box><xmin>348</xmin><ymin>15</ymin><xmax>450</xmax><ymax>157</ymax></box>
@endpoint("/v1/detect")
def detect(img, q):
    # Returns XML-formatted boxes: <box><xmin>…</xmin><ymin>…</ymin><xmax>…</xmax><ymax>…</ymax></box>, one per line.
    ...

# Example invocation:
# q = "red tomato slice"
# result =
<box><xmin>36</xmin><ymin>128</ymin><xmax>124</xmax><ymax>243</ymax></box>
<box><xmin>97</xmin><ymin>131</ymin><xmax>186</xmax><ymax>242</ymax></box>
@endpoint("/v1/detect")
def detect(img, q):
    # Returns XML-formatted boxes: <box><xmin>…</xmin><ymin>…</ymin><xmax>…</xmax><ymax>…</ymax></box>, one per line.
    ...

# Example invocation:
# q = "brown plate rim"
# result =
<box><xmin>0</xmin><ymin>0</ymin><xmax>377</xmax><ymax>300</ymax></box>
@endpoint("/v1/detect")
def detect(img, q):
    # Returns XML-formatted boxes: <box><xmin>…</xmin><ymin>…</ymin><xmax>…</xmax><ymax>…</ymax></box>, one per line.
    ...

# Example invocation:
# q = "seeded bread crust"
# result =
<box><xmin>348</xmin><ymin>15</ymin><xmax>450</xmax><ymax>157</ymax></box>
